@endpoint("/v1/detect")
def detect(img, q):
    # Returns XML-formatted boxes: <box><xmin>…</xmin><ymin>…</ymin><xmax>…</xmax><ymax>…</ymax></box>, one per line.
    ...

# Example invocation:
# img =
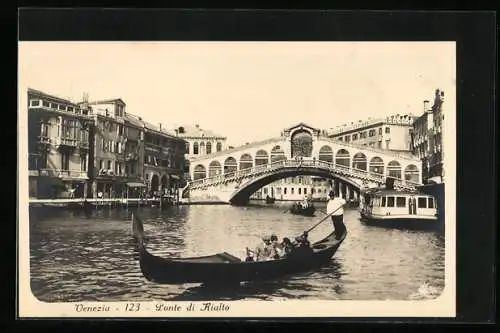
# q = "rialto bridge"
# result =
<box><xmin>181</xmin><ymin>123</ymin><xmax>423</xmax><ymax>204</ymax></box>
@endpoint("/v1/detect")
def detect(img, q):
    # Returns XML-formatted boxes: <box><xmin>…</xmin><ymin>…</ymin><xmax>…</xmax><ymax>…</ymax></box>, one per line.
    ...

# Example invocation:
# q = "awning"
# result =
<box><xmin>169</xmin><ymin>175</ymin><xmax>180</xmax><ymax>180</ymax></box>
<box><xmin>126</xmin><ymin>182</ymin><xmax>147</xmax><ymax>187</ymax></box>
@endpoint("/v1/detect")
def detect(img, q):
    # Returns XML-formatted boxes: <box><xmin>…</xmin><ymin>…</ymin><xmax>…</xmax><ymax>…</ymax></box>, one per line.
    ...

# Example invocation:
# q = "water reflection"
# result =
<box><xmin>29</xmin><ymin>202</ymin><xmax>446</xmax><ymax>302</ymax></box>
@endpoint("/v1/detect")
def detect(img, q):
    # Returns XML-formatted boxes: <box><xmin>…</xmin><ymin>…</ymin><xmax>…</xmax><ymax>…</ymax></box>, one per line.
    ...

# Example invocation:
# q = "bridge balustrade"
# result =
<box><xmin>187</xmin><ymin>158</ymin><xmax>419</xmax><ymax>191</ymax></box>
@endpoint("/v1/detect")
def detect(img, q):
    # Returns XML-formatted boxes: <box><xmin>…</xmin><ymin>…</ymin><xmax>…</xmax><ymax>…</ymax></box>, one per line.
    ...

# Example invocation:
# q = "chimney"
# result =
<box><xmin>423</xmin><ymin>100</ymin><xmax>430</xmax><ymax>113</ymax></box>
<box><xmin>159</xmin><ymin>123</ymin><xmax>162</xmax><ymax>131</ymax></box>
<box><xmin>195</xmin><ymin>124</ymin><xmax>199</xmax><ymax>128</ymax></box>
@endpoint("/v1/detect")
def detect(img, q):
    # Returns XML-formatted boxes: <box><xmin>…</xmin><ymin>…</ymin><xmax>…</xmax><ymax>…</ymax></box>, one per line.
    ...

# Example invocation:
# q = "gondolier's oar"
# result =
<box><xmin>303</xmin><ymin>204</ymin><xmax>344</xmax><ymax>234</ymax></box>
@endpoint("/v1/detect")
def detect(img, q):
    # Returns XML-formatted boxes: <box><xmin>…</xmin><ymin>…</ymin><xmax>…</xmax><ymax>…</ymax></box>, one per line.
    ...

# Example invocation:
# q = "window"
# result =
<box><xmin>386</xmin><ymin>140</ymin><xmax>390</xmax><ymax>149</ymax></box>
<box><xmin>216</xmin><ymin>142</ymin><xmax>222</xmax><ymax>152</ymax></box>
<box><xmin>263</xmin><ymin>188</ymin><xmax>268</xmax><ymax>195</ymax></box>
<box><xmin>291</xmin><ymin>188</ymin><xmax>295</xmax><ymax>195</ymax></box>
<box><xmin>193</xmin><ymin>142</ymin><xmax>199</xmax><ymax>155</ymax></box>
<box><xmin>99</xmin><ymin>160</ymin><xmax>104</xmax><ymax>170</ymax></box>
<box><xmin>115</xmin><ymin>161</ymin><xmax>118</xmax><ymax>174</ymax></box>
<box><xmin>428</xmin><ymin>197</ymin><xmax>435</xmax><ymax>208</ymax></box>
<box><xmin>378</xmin><ymin>128</ymin><xmax>382</xmax><ymax>135</ymax></box>
<box><xmin>298</xmin><ymin>188</ymin><xmax>301</xmax><ymax>195</ymax></box>
<box><xmin>311</xmin><ymin>188</ymin><xmax>315</xmax><ymax>194</ymax></box>
<box><xmin>304</xmin><ymin>188</ymin><xmax>307</xmax><ymax>195</ymax></box>
<box><xmin>80</xmin><ymin>155</ymin><xmax>87</xmax><ymax>171</ymax></box>
<box><xmin>130</xmin><ymin>164</ymin><xmax>135</xmax><ymax>175</ymax></box>
<box><xmin>377</xmin><ymin>141</ymin><xmax>382</xmax><ymax>148</ymax></box>
<box><xmin>284</xmin><ymin>188</ymin><xmax>287</xmax><ymax>195</ymax></box>
<box><xmin>381</xmin><ymin>196</ymin><xmax>386</xmax><ymax>207</ymax></box>
<box><xmin>68</xmin><ymin>106</ymin><xmax>74</xmax><ymax>112</ymax></box>
<box><xmin>418</xmin><ymin>197</ymin><xmax>427</xmax><ymax>208</ymax></box>
<box><xmin>31</xmin><ymin>100</ymin><xmax>40</xmax><ymax>107</ymax></box>
<box><xmin>352</xmin><ymin>134</ymin><xmax>358</xmax><ymax>140</ymax></box>
<box><xmin>42</xmin><ymin>100</ymin><xmax>50</xmax><ymax>107</ymax></box>
<box><xmin>387</xmin><ymin>196</ymin><xmax>395</xmax><ymax>207</ymax></box>
<box><xmin>51</xmin><ymin>103</ymin><xmax>58</xmax><ymax>109</ymax></box>
<box><xmin>107</xmin><ymin>160</ymin><xmax>112</xmax><ymax>170</ymax></box>
<box><xmin>385</xmin><ymin>127</ymin><xmax>391</xmax><ymax>134</ymax></box>
<box><xmin>206</xmin><ymin>142</ymin><xmax>212</xmax><ymax>154</ymax></box>
<box><xmin>338</xmin><ymin>137</ymin><xmax>343</xmax><ymax>141</ymax></box>
<box><xmin>58</xmin><ymin>104</ymin><xmax>66</xmax><ymax>111</ymax></box>
<box><xmin>345</xmin><ymin>135</ymin><xmax>350</xmax><ymax>142</ymax></box>
<box><xmin>61</xmin><ymin>152</ymin><xmax>70</xmax><ymax>170</ymax></box>
<box><xmin>109</xmin><ymin>123</ymin><xmax>114</xmax><ymax>133</ymax></box>
<box><xmin>185</xmin><ymin>143</ymin><xmax>190</xmax><ymax>154</ymax></box>
<box><xmin>396</xmin><ymin>197</ymin><xmax>406</xmax><ymax>207</ymax></box>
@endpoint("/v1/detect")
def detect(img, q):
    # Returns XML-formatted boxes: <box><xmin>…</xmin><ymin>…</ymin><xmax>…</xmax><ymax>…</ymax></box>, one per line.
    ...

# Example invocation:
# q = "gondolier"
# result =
<box><xmin>327</xmin><ymin>190</ymin><xmax>347</xmax><ymax>239</ymax></box>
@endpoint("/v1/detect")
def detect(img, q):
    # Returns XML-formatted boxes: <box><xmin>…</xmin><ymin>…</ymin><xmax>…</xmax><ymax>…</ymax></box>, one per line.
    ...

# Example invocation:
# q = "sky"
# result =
<box><xmin>18</xmin><ymin>42</ymin><xmax>456</xmax><ymax>147</ymax></box>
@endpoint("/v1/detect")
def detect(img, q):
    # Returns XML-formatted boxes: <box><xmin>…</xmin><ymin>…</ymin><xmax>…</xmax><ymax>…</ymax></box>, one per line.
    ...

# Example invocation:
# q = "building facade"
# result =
<box><xmin>27</xmin><ymin>88</ymin><xmax>92</xmax><ymax>199</ymax></box>
<box><xmin>141</xmin><ymin>121</ymin><xmax>187</xmax><ymax>196</ymax></box>
<box><xmin>250</xmin><ymin>176</ymin><xmax>331</xmax><ymax>201</ymax></box>
<box><xmin>327</xmin><ymin>113</ymin><xmax>415</xmax><ymax>153</ymax></box>
<box><xmin>85</xmin><ymin>98</ymin><xmax>145</xmax><ymax>199</ymax></box>
<box><xmin>411</xmin><ymin>89</ymin><xmax>445</xmax><ymax>183</ymax></box>
<box><xmin>176</xmin><ymin>124</ymin><xmax>228</xmax><ymax>181</ymax></box>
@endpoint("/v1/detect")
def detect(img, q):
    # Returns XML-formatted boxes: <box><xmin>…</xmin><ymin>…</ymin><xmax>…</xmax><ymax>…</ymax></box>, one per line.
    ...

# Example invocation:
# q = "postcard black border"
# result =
<box><xmin>15</xmin><ymin>8</ymin><xmax>497</xmax><ymax>327</ymax></box>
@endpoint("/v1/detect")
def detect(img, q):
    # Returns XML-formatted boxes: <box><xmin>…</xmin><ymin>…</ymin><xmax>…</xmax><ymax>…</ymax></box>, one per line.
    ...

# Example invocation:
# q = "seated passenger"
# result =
<box><xmin>281</xmin><ymin>237</ymin><xmax>294</xmax><ymax>257</ymax></box>
<box><xmin>269</xmin><ymin>234</ymin><xmax>281</xmax><ymax>259</ymax></box>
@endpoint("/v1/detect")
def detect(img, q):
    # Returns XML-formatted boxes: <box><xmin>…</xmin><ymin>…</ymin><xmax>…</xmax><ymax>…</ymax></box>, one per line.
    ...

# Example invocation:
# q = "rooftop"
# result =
<box><xmin>88</xmin><ymin>98</ymin><xmax>126</xmax><ymax>105</ymax></box>
<box><xmin>27</xmin><ymin>88</ymin><xmax>77</xmax><ymax>105</ymax></box>
<box><xmin>176</xmin><ymin>124</ymin><xmax>226</xmax><ymax>139</ymax></box>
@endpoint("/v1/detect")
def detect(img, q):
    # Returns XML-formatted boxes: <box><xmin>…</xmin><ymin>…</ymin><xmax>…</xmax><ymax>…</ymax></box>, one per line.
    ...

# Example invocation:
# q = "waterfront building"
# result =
<box><xmin>175</xmin><ymin>124</ymin><xmax>228</xmax><ymax>181</ymax></box>
<box><xmin>411</xmin><ymin>89</ymin><xmax>445</xmax><ymax>183</ymax></box>
<box><xmin>84</xmin><ymin>98</ymin><xmax>145</xmax><ymax>199</ymax></box>
<box><xmin>140</xmin><ymin>121</ymin><xmax>188</xmax><ymax>196</ymax></box>
<box><xmin>27</xmin><ymin>88</ymin><xmax>92</xmax><ymax>199</ymax></box>
<box><xmin>327</xmin><ymin>113</ymin><xmax>415</xmax><ymax>154</ymax></box>
<box><xmin>250</xmin><ymin>176</ymin><xmax>332</xmax><ymax>201</ymax></box>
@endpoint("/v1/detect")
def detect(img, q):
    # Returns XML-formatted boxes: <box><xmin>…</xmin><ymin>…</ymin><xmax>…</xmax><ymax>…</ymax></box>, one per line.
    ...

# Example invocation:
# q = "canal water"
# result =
<box><xmin>28</xmin><ymin>202</ymin><xmax>445</xmax><ymax>302</ymax></box>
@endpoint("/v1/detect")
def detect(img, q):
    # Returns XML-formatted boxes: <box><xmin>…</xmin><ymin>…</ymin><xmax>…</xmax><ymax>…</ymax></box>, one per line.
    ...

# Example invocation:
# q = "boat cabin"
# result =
<box><xmin>361</xmin><ymin>189</ymin><xmax>438</xmax><ymax>221</ymax></box>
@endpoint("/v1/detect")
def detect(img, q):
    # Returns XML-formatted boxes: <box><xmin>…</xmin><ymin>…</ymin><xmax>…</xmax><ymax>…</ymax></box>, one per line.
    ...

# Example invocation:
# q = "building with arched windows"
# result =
<box><xmin>175</xmin><ymin>124</ymin><xmax>228</xmax><ymax>181</ymax></box>
<box><xmin>250</xmin><ymin>176</ymin><xmax>331</xmax><ymax>201</ymax></box>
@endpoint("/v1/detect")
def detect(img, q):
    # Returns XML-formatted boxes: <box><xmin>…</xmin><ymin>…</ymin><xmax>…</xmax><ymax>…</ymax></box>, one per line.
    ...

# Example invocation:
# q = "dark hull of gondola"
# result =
<box><xmin>131</xmin><ymin>212</ymin><xmax>346</xmax><ymax>285</ymax></box>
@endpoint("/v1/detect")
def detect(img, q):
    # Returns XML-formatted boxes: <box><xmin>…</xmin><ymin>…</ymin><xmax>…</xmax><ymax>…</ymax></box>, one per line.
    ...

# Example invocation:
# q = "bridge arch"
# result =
<box><xmin>270</xmin><ymin>145</ymin><xmax>286</xmax><ymax>162</ymax></box>
<box><xmin>369</xmin><ymin>156</ymin><xmax>384</xmax><ymax>175</ymax></box>
<box><xmin>208</xmin><ymin>160</ymin><xmax>222</xmax><ymax>177</ymax></box>
<box><xmin>239</xmin><ymin>153</ymin><xmax>253</xmax><ymax>170</ymax></box>
<box><xmin>255</xmin><ymin>149</ymin><xmax>269</xmax><ymax>165</ymax></box>
<box><xmin>387</xmin><ymin>160</ymin><xmax>402</xmax><ymax>179</ymax></box>
<box><xmin>193</xmin><ymin>164</ymin><xmax>206</xmax><ymax>180</ymax></box>
<box><xmin>335</xmin><ymin>149</ymin><xmax>350</xmax><ymax>167</ymax></box>
<box><xmin>291</xmin><ymin>129</ymin><xmax>313</xmax><ymax>158</ymax></box>
<box><xmin>223</xmin><ymin>157</ymin><xmax>237</xmax><ymax>175</ymax></box>
<box><xmin>318</xmin><ymin>145</ymin><xmax>333</xmax><ymax>162</ymax></box>
<box><xmin>404</xmin><ymin>164</ymin><xmax>420</xmax><ymax>183</ymax></box>
<box><xmin>229</xmin><ymin>167</ymin><xmax>361</xmax><ymax>205</ymax></box>
<box><xmin>352</xmin><ymin>152</ymin><xmax>367</xmax><ymax>171</ymax></box>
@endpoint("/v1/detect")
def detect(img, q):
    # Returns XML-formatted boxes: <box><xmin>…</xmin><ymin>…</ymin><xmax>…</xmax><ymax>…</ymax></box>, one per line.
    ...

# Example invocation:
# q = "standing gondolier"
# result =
<box><xmin>326</xmin><ymin>189</ymin><xmax>347</xmax><ymax>239</ymax></box>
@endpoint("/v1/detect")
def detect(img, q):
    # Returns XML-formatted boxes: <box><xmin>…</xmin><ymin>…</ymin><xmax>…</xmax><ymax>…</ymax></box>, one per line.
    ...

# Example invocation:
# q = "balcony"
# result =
<box><xmin>39</xmin><ymin>169</ymin><xmax>88</xmax><ymax>180</ymax></box>
<box><xmin>38</xmin><ymin>135</ymin><xmax>52</xmax><ymax>144</ymax></box>
<box><xmin>78</xmin><ymin>141</ymin><xmax>90</xmax><ymax>150</ymax></box>
<box><xmin>56</xmin><ymin>137</ymin><xmax>78</xmax><ymax>148</ymax></box>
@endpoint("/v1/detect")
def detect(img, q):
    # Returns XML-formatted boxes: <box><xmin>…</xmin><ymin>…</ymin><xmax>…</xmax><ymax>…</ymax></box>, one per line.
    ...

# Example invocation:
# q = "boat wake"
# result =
<box><xmin>408</xmin><ymin>282</ymin><xmax>442</xmax><ymax>300</ymax></box>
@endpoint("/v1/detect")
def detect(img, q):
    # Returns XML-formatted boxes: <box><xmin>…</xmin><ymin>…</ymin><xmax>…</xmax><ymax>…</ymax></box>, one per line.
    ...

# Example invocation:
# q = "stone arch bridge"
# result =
<box><xmin>182</xmin><ymin>123</ymin><xmax>422</xmax><ymax>204</ymax></box>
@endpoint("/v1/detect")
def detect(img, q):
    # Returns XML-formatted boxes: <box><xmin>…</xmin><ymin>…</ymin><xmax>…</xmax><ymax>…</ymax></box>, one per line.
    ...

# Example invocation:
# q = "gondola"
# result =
<box><xmin>265</xmin><ymin>196</ymin><xmax>275</xmax><ymax>204</ymax></box>
<box><xmin>131</xmin><ymin>212</ymin><xmax>346</xmax><ymax>285</ymax></box>
<box><xmin>290</xmin><ymin>202</ymin><xmax>316</xmax><ymax>217</ymax></box>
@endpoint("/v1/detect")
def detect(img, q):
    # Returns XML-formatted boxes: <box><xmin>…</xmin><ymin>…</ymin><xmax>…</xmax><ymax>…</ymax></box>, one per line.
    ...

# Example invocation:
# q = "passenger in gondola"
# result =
<box><xmin>280</xmin><ymin>237</ymin><xmax>294</xmax><ymax>257</ymax></box>
<box><xmin>270</xmin><ymin>234</ymin><xmax>281</xmax><ymax>259</ymax></box>
<box><xmin>254</xmin><ymin>236</ymin><xmax>272</xmax><ymax>261</ymax></box>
